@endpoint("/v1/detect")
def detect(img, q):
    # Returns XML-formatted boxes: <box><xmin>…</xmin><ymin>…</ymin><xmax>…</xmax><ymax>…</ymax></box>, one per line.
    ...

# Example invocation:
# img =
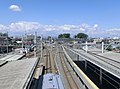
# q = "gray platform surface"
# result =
<box><xmin>0</xmin><ymin>55</ymin><xmax>14</xmax><ymax>61</ymax></box>
<box><xmin>0</xmin><ymin>54</ymin><xmax>24</xmax><ymax>61</ymax></box>
<box><xmin>0</xmin><ymin>57</ymin><xmax>38</xmax><ymax>89</ymax></box>
<box><xmin>86</xmin><ymin>47</ymin><xmax>120</xmax><ymax>62</ymax></box>
<box><xmin>72</xmin><ymin>48</ymin><xmax>120</xmax><ymax>79</ymax></box>
<box><xmin>98</xmin><ymin>51</ymin><xmax>120</xmax><ymax>62</ymax></box>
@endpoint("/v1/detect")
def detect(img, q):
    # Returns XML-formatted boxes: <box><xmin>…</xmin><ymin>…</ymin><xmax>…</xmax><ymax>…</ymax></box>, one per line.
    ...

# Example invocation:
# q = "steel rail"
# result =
<box><xmin>63</xmin><ymin>46</ymin><xmax>99</xmax><ymax>89</ymax></box>
<box><xmin>59</xmin><ymin>47</ymin><xmax>79</xmax><ymax>89</ymax></box>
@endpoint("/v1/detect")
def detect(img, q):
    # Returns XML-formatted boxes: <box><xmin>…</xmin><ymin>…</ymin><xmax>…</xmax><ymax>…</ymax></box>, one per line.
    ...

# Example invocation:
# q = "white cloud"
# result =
<box><xmin>0</xmin><ymin>21</ymin><xmax>120</xmax><ymax>37</ymax></box>
<box><xmin>93</xmin><ymin>24</ymin><xmax>98</xmax><ymax>28</ymax></box>
<box><xmin>79</xmin><ymin>28</ymin><xmax>85</xmax><ymax>31</ymax></box>
<box><xmin>9</xmin><ymin>5</ymin><xmax>21</xmax><ymax>12</ymax></box>
<box><xmin>106</xmin><ymin>28</ymin><xmax>120</xmax><ymax>37</ymax></box>
<box><xmin>7</xmin><ymin>22</ymin><xmax>101</xmax><ymax>37</ymax></box>
<box><xmin>108</xmin><ymin>28</ymin><xmax>120</xmax><ymax>31</ymax></box>
<box><xmin>0</xmin><ymin>24</ymin><xmax>8</xmax><ymax>32</ymax></box>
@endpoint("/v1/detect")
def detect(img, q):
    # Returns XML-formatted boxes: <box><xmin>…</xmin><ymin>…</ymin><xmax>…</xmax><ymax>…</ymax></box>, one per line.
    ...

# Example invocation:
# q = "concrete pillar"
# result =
<box><xmin>102</xmin><ymin>42</ymin><xmax>104</xmax><ymax>53</ymax></box>
<box><xmin>100</xmin><ymin>68</ymin><xmax>102</xmax><ymax>84</ymax></box>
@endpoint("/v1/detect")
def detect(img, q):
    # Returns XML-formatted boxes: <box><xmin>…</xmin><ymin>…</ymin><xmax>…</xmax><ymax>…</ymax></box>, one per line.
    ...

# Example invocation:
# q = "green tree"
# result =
<box><xmin>76</xmin><ymin>33</ymin><xmax>88</xmax><ymax>39</ymax></box>
<box><xmin>74</xmin><ymin>35</ymin><xmax>77</xmax><ymax>38</ymax></box>
<box><xmin>58</xmin><ymin>33</ymin><xmax>70</xmax><ymax>38</ymax></box>
<box><xmin>63</xmin><ymin>33</ymin><xmax>70</xmax><ymax>38</ymax></box>
<box><xmin>58</xmin><ymin>34</ymin><xmax>63</xmax><ymax>38</ymax></box>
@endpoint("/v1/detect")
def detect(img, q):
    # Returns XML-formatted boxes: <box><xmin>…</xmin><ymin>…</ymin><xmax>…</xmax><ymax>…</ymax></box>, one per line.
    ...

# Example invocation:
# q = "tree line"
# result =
<box><xmin>58</xmin><ymin>33</ymin><xmax>88</xmax><ymax>39</ymax></box>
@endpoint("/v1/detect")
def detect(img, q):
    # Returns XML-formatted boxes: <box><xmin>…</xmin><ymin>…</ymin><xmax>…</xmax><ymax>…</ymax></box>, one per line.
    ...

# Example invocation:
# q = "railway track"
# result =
<box><xmin>58</xmin><ymin>47</ymin><xmax>80</xmax><ymax>89</ymax></box>
<box><xmin>51</xmin><ymin>47</ymin><xmax>58</xmax><ymax>74</ymax></box>
<box><xmin>44</xmin><ymin>49</ymin><xmax>51</xmax><ymax>73</ymax></box>
<box><xmin>48</xmin><ymin>50</ymin><xmax>52</xmax><ymax>73</ymax></box>
<box><xmin>26</xmin><ymin>52</ymin><xmax>34</xmax><ymax>58</ymax></box>
<box><xmin>42</xmin><ymin>46</ymin><xmax>58</xmax><ymax>74</ymax></box>
<box><xmin>45</xmin><ymin>49</ymin><xmax>48</xmax><ymax>73</ymax></box>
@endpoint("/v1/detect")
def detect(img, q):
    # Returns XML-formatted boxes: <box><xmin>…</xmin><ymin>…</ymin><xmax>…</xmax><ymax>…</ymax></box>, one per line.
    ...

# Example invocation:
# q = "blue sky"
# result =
<box><xmin>0</xmin><ymin>0</ymin><xmax>120</xmax><ymax>37</ymax></box>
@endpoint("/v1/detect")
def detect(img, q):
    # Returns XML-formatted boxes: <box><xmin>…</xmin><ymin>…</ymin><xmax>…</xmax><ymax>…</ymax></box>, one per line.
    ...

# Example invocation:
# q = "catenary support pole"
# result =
<box><xmin>85</xmin><ymin>41</ymin><xmax>88</xmax><ymax>53</ymax></box>
<box><xmin>102</xmin><ymin>42</ymin><xmax>104</xmax><ymax>53</ymax></box>
<box><xmin>34</xmin><ymin>32</ymin><xmax>37</xmax><ymax>57</ymax></box>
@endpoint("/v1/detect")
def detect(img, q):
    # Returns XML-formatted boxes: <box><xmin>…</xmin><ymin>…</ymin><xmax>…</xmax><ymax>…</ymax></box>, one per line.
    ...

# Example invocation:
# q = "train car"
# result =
<box><xmin>42</xmin><ymin>73</ymin><xmax>64</xmax><ymax>89</ymax></box>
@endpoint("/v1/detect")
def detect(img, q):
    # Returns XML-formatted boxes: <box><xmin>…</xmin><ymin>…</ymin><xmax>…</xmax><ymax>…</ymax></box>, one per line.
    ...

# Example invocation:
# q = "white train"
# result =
<box><xmin>42</xmin><ymin>73</ymin><xmax>64</xmax><ymax>89</ymax></box>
